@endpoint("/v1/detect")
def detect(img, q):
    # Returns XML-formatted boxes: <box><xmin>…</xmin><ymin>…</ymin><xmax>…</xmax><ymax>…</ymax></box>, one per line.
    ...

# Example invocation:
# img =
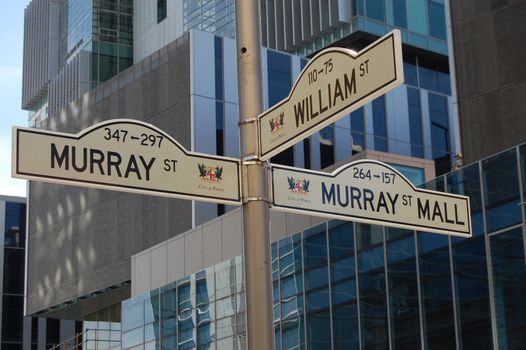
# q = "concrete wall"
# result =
<box><xmin>449</xmin><ymin>0</ymin><xmax>526</xmax><ymax>163</ymax></box>
<box><xmin>22</xmin><ymin>0</ymin><xmax>61</xmax><ymax>110</ymax></box>
<box><xmin>131</xmin><ymin>207</ymin><xmax>328</xmax><ymax>297</ymax></box>
<box><xmin>134</xmin><ymin>0</ymin><xmax>185</xmax><ymax>62</ymax></box>
<box><xmin>131</xmin><ymin>150</ymin><xmax>435</xmax><ymax>296</ymax></box>
<box><xmin>26</xmin><ymin>34</ymin><xmax>193</xmax><ymax>316</ymax></box>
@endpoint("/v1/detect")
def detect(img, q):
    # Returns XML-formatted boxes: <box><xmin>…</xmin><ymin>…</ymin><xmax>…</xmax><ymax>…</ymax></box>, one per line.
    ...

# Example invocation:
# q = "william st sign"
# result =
<box><xmin>12</xmin><ymin>120</ymin><xmax>241</xmax><ymax>205</ymax></box>
<box><xmin>271</xmin><ymin>160</ymin><xmax>471</xmax><ymax>237</ymax></box>
<box><xmin>259</xmin><ymin>30</ymin><xmax>404</xmax><ymax>160</ymax></box>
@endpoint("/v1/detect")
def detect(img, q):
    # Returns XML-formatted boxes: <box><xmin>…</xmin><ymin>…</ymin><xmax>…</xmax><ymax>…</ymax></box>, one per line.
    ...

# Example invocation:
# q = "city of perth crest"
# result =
<box><xmin>269</xmin><ymin>112</ymin><xmax>285</xmax><ymax>133</ymax></box>
<box><xmin>198</xmin><ymin>164</ymin><xmax>223</xmax><ymax>183</ymax></box>
<box><xmin>287</xmin><ymin>177</ymin><xmax>310</xmax><ymax>195</ymax></box>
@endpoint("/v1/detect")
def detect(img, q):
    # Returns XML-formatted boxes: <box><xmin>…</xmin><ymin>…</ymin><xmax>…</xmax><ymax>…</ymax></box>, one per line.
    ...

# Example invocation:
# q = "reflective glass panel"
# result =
<box><xmin>304</xmin><ymin>225</ymin><xmax>328</xmax><ymax>269</ymax></box>
<box><xmin>452</xmin><ymin>237</ymin><xmax>492</xmax><ymax>349</ymax></box>
<box><xmin>419</xmin><ymin>234</ymin><xmax>456</xmax><ymax>350</ymax></box>
<box><xmin>366</xmin><ymin>0</ymin><xmax>386</xmax><ymax>21</ymax></box>
<box><xmin>268</xmin><ymin>50</ymin><xmax>294</xmax><ymax>166</ymax></box>
<box><xmin>359</xmin><ymin>270</ymin><xmax>389</xmax><ymax>349</ymax></box>
<box><xmin>428</xmin><ymin>93</ymin><xmax>450</xmax><ymax>175</ymax></box>
<box><xmin>350</xmin><ymin>108</ymin><xmax>365</xmax><ymax>150</ymax></box>
<box><xmin>387</xmin><ymin>231</ymin><xmax>421</xmax><ymax>349</ymax></box>
<box><xmin>404</xmin><ymin>55</ymin><xmax>418</xmax><ymax>87</ymax></box>
<box><xmin>491</xmin><ymin>228</ymin><xmax>526</xmax><ymax>349</ymax></box>
<box><xmin>333</xmin><ymin>303</ymin><xmax>359</xmax><ymax>350</ymax></box>
<box><xmin>427</xmin><ymin>1</ymin><xmax>446</xmax><ymax>40</ymax></box>
<box><xmin>407</xmin><ymin>0</ymin><xmax>427</xmax><ymax>34</ymax></box>
<box><xmin>4</xmin><ymin>202</ymin><xmax>25</xmax><ymax>247</ymax></box>
<box><xmin>329</xmin><ymin>221</ymin><xmax>354</xmax><ymax>261</ymax></box>
<box><xmin>1</xmin><ymin>295</ymin><xmax>23</xmax><ymax>342</ymax></box>
<box><xmin>447</xmin><ymin>163</ymin><xmax>484</xmax><ymax>236</ymax></box>
<box><xmin>392</xmin><ymin>0</ymin><xmax>407</xmax><ymax>28</ymax></box>
<box><xmin>306</xmin><ymin>310</ymin><xmax>331</xmax><ymax>350</ymax></box>
<box><xmin>372</xmin><ymin>96</ymin><xmax>388</xmax><ymax>152</ymax></box>
<box><xmin>482</xmin><ymin>148</ymin><xmax>521</xmax><ymax>232</ymax></box>
<box><xmin>2</xmin><ymin>248</ymin><xmax>25</xmax><ymax>294</ymax></box>
<box><xmin>407</xmin><ymin>87</ymin><xmax>424</xmax><ymax>158</ymax></box>
<box><xmin>282</xmin><ymin>317</ymin><xmax>304</xmax><ymax>349</ymax></box>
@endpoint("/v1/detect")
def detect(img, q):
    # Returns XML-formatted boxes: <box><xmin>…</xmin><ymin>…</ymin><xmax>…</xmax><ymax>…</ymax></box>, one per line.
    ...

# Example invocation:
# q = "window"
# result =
<box><xmin>428</xmin><ymin>93</ymin><xmax>450</xmax><ymax>175</ymax></box>
<box><xmin>392</xmin><ymin>0</ymin><xmax>407</xmax><ymax>28</ymax></box>
<box><xmin>4</xmin><ymin>202</ymin><xmax>25</xmax><ymax>248</ymax></box>
<box><xmin>387</xmin><ymin>229</ymin><xmax>421</xmax><ymax>349</ymax></box>
<box><xmin>46</xmin><ymin>319</ymin><xmax>60</xmax><ymax>346</ymax></box>
<box><xmin>482</xmin><ymin>148</ymin><xmax>521</xmax><ymax>232</ymax></box>
<box><xmin>452</xmin><ymin>237</ymin><xmax>493</xmax><ymax>348</ymax></box>
<box><xmin>268</xmin><ymin>50</ymin><xmax>294</xmax><ymax>166</ymax></box>
<box><xmin>491</xmin><ymin>228</ymin><xmax>526</xmax><ymax>348</ymax></box>
<box><xmin>390</xmin><ymin>164</ymin><xmax>425</xmax><ymax>185</ymax></box>
<box><xmin>214</xmin><ymin>37</ymin><xmax>223</xmax><ymax>100</ymax></box>
<box><xmin>352</xmin><ymin>0</ymin><xmax>365</xmax><ymax>16</ymax></box>
<box><xmin>3</xmin><ymin>248</ymin><xmax>24</xmax><ymax>294</ymax></box>
<box><xmin>366</xmin><ymin>0</ymin><xmax>386</xmax><ymax>21</ymax></box>
<box><xmin>350</xmin><ymin>108</ymin><xmax>365</xmax><ymax>152</ymax></box>
<box><xmin>2</xmin><ymin>296</ymin><xmax>24</xmax><ymax>342</ymax></box>
<box><xmin>303</xmin><ymin>138</ymin><xmax>311</xmax><ymax>169</ymax></box>
<box><xmin>428</xmin><ymin>1</ymin><xmax>446</xmax><ymax>40</ymax></box>
<box><xmin>407</xmin><ymin>87</ymin><xmax>423</xmax><ymax>158</ymax></box>
<box><xmin>447</xmin><ymin>163</ymin><xmax>484</xmax><ymax>235</ymax></box>
<box><xmin>419</xmin><ymin>57</ymin><xmax>451</xmax><ymax>95</ymax></box>
<box><xmin>157</xmin><ymin>0</ymin><xmax>167</xmax><ymax>23</ymax></box>
<box><xmin>319</xmin><ymin>126</ymin><xmax>335</xmax><ymax>169</ymax></box>
<box><xmin>372</xmin><ymin>96</ymin><xmax>388</xmax><ymax>152</ymax></box>
<box><xmin>419</xmin><ymin>233</ymin><xmax>456</xmax><ymax>350</ymax></box>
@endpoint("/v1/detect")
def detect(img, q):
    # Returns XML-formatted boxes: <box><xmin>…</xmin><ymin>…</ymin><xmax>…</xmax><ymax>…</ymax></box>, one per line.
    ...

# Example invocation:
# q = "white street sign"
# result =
<box><xmin>259</xmin><ymin>30</ymin><xmax>404</xmax><ymax>160</ymax></box>
<box><xmin>13</xmin><ymin>119</ymin><xmax>241</xmax><ymax>205</ymax></box>
<box><xmin>271</xmin><ymin>160</ymin><xmax>471</xmax><ymax>237</ymax></box>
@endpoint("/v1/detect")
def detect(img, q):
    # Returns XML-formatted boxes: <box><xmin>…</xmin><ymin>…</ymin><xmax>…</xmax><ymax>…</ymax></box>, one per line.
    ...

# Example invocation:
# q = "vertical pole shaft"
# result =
<box><xmin>235</xmin><ymin>1</ymin><xmax>274</xmax><ymax>350</ymax></box>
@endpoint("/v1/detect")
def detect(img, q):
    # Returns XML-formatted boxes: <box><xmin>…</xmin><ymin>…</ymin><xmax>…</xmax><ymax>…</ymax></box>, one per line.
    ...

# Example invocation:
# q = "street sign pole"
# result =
<box><xmin>235</xmin><ymin>1</ymin><xmax>274</xmax><ymax>350</ymax></box>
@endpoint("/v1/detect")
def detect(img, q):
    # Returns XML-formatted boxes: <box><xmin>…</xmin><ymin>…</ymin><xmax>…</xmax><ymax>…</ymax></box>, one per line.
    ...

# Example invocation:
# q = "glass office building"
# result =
<box><xmin>121</xmin><ymin>142</ymin><xmax>526</xmax><ymax>350</ymax></box>
<box><xmin>0</xmin><ymin>197</ymin><xmax>79</xmax><ymax>349</ymax></box>
<box><xmin>23</xmin><ymin>0</ymin><xmax>134</xmax><ymax>126</ymax></box>
<box><xmin>1</xmin><ymin>199</ymin><xmax>27</xmax><ymax>349</ymax></box>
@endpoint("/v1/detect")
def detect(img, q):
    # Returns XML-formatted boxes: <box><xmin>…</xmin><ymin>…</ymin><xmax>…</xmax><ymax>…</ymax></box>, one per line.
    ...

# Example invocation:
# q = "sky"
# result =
<box><xmin>0</xmin><ymin>1</ymin><xmax>31</xmax><ymax>197</ymax></box>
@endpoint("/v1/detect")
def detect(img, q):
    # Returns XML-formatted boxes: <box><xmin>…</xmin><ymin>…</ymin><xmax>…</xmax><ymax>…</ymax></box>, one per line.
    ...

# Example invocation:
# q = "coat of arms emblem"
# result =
<box><xmin>269</xmin><ymin>112</ymin><xmax>285</xmax><ymax>133</ymax></box>
<box><xmin>198</xmin><ymin>164</ymin><xmax>223</xmax><ymax>182</ymax></box>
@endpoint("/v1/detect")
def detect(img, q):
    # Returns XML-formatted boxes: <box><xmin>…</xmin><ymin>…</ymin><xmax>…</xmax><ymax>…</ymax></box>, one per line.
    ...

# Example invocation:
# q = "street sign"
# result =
<box><xmin>271</xmin><ymin>160</ymin><xmax>471</xmax><ymax>237</ymax></box>
<box><xmin>258</xmin><ymin>29</ymin><xmax>404</xmax><ymax>160</ymax></box>
<box><xmin>12</xmin><ymin>119</ymin><xmax>241</xmax><ymax>205</ymax></box>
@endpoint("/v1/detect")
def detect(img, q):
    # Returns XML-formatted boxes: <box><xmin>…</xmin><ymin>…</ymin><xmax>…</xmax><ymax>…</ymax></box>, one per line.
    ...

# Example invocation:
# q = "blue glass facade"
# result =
<box><xmin>2</xmin><ymin>201</ymin><xmax>26</xmax><ymax>349</ymax></box>
<box><xmin>263</xmin><ymin>46</ymin><xmax>453</xmax><ymax>174</ymax></box>
<box><xmin>296</xmin><ymin>0</ymin><xmax>449</xmax><ymax>56</ymax></box>
<box><xmin>193</xmin><ymin>38</ymin><xmax>453</xmax><ymax>174</ymax></box>
<box><xmin>193</xmin><ymin>31</ymin><xmax>455</xmax><ymax>225</ymax></box>
<box><xmin>122</xmin><ymin>143</ymin><xmax>526</xmax><ymax>349</ymax></box>
<box><xmin>58</xmin><ymin>0</ymin><xmax>133</xmax><ymax>89</ymax></box>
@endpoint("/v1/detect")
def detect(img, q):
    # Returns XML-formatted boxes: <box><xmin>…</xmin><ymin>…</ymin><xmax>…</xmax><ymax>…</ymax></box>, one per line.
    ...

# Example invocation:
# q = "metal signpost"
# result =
<box><xmin>12</xmin><ymin>119</ymin><xmax>241</xmax><ymax>204</ymax></box>
<box><xmin>271</xmin><ymin>160</ymin><xmax>471</xmax><ymax>237</ymax></box>
<box><xmin>259</xmin><ymin>30</ymin><xmax>404</xmax><ymax>160</ymax></box>
<box><xmin>12</xmin><ymin>10</ymin><xmax>471</xmax><ymax>349</ymax></box>
<box><xmin>234</xmin><ymin>1</ymin><xmax>274</xmax><ymax>350</ymax></box>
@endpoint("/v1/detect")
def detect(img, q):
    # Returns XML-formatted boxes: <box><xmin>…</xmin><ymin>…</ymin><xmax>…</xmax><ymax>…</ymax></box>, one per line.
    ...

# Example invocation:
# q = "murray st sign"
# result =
<box><xmin>12</xmin><ymin>119</ymin><xmax>241</xmax><ymax>205</ymax></box>
<box><xmin>259</xmin><ymin>30</ymin><xmax>404</xmax><ymax>160</ymax></box>
<box><xmin>271</xmin><ymin>160</ymin><xmax>471</xmax><ymax>237</ymax></box>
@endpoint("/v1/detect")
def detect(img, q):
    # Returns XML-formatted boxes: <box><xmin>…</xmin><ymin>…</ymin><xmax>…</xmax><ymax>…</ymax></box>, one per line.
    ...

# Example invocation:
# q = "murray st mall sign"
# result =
<box><xmin>12</xmin><ymin>30</ymin><xmax>471</xmax><ymax>237</ymax></box>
